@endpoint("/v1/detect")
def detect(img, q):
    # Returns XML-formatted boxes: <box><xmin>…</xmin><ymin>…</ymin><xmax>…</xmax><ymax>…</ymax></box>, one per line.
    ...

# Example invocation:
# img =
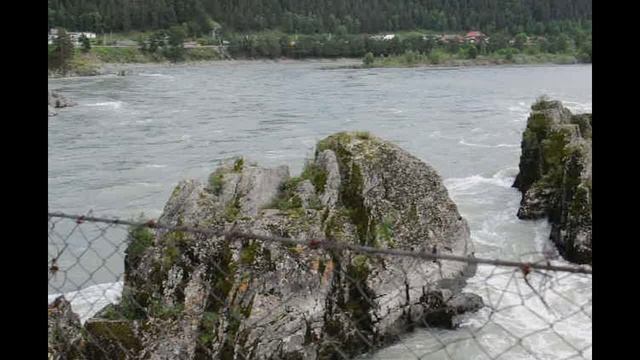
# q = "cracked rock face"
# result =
<box><xmin>75</xmin><ymin>132</ymin><xmax>482</xmax><ymax>359</ymax></box>
<box><xmin>48</xmin><ymin>296</ymin><xmax>83</xmax><ymax>359</ymax></box>
<box><xmin>513</xmin><ymin>99</ymin><xmax>592</xmax><ymax>264</ymax></box>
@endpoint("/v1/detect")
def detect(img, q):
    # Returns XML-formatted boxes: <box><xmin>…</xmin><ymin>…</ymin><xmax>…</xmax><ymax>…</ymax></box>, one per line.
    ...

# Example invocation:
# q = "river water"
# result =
<box><xmin>48</xmin><ymin>60</ymin><xmax>591</xmax><ymax>359</ymax></box>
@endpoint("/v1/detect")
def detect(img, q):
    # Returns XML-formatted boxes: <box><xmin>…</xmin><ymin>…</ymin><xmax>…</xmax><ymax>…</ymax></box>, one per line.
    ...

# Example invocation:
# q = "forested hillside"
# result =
<box><xmin>48</xmin><ymin>0</ymin><xmax>592</xmax><ymax>35</ymax></box>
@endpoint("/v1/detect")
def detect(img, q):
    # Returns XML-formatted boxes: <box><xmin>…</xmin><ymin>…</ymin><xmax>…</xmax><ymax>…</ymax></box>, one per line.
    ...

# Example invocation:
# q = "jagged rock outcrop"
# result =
<box><xmin>513</xmin><ymin>99</ymin><xmax>592</xmax><ymax>264</ymax></box>
<box><xmin>48</xmin><ymin>90</ymin><xmax>76</xmax><ymax>117</ymax></box>
<box><xmin>48</xmin><ymin>296</ymin><xmax>84</xmax><ymax>359</ymax></box>
<box><xmin>72</xmin><ymin>132</ymin><xmax>482</xmax><ymax>359</ymax></box>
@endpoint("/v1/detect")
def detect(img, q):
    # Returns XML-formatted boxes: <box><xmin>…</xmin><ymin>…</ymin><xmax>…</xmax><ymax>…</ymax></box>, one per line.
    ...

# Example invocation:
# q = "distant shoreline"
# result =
<box><xmin>48</xmin><ymin>58</ymin><xmax>361</xmax><ymax>79</ymax></box>
<box><xmin>48</xmin><ymin>56</ymin><xmax>589</xmax><ymax>79</ymax></box>
<box><xmin>323</xmin><ymin>59</ymin><xmax>588</xmax><ymax>70</ymax></box>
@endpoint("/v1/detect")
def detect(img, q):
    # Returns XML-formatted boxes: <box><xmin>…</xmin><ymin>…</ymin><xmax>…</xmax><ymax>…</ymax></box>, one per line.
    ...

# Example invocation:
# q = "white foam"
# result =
<box><xmin>493</xmin><ymin>166</ymin><xmax>519</xmax><ymax>180</ymax></box>
<box><xmin>459</xmin><ymin>139</ymin><xmax>519</xmax><ymax>148</ymax></box>
<box><xmin>49</xmin><ymin>282</ymin><xmax>123</xmax><ymax>323</ymax></box>
<box><xmin>133</xmin><ymin>182</ymin><xmax>161</xmax><ymax>187</ymax></box>
<box><xmin>444</xmin><ymin>173</ymin><xmax>514</xmax><ymax>194</ymax></box>
<box><xmin>139</xmin><ymin>73</ymin><xmax>174</xmax><ymax>79</ymax></box>
<box><xmin>145</xmin><ymin>164</ymin><xmax>167</xmax><ymax>168</ymax></box>
<box><xmin>85</xmin><ymin>101</ymin><xmax>123</xmax><ymax>109</ymax></box>
<box><xmin>495</xmin><ymin>143</ymin><xmax>520</xmax><ymax>148</ymax></box>
<box><xmin>563</xmin><ymin>101</ymin><xmax>592</xmax><ymax>113</ymax></box>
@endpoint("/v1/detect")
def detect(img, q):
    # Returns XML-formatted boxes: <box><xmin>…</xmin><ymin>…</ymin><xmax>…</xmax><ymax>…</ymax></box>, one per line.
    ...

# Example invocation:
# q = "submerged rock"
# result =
<box><xmin>513</xmin><ymin>98</ymin><xmax>592</xmax><ymax>264</ymax></box>
<box><xmin>81</xmin><ymin>132</ymin><xmax>481</xmax><ymax>359</ymax></box>
<box><xmin>48</xmin><ymin>90</ymin><xmax>76</xmax><ymax>117</ymax></box>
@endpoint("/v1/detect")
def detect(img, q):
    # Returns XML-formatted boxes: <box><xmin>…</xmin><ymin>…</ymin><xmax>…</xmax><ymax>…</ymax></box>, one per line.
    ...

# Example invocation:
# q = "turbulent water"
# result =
<box><xmin>48</xmin><ymin>60</ymin><xmax>591</xmax><ymax>359</ymax></box>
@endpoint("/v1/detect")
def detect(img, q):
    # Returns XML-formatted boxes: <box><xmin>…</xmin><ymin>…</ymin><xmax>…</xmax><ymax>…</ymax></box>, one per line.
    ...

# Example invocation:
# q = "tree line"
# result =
<box><xmin>224</xmin><ymin>29</ymin><xmax>590</xmax><ymax>62</ymax></box>
<box><xmin>49</xmin><ymin>0</ymin><xmax>591</xmax><ymax>36</ymax></box>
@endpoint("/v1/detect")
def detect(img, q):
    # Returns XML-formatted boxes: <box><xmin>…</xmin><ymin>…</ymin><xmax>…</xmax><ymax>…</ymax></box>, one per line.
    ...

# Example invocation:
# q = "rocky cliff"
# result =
<box><xmin>52</xmin><ymin>132</ymin><xmax>482</xmax><ymax>359</ymax></box>
<box><xmin>513</xmin><ymin>99</ymin><xmax>592</xmax><ymax>264</ymax></box>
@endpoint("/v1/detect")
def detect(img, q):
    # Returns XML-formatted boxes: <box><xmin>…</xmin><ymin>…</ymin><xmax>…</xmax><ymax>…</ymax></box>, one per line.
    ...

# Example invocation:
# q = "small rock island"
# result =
<box><xmin>513</xmin><ymin>98</ymin><xmax>592</xmax><ymax>264</ymax></box>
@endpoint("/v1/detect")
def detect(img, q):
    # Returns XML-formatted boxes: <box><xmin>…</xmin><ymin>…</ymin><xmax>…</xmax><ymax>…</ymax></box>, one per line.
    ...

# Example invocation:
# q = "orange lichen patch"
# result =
<box><xmin>310</xmin><ymin>258</ymin><xmax>320</xmax><ymax>272</ymax></box>
<box><xmin>238</xmin><ymin>280</ymin><xmax>250</xmax><ymax>292</ymax></box>
<box><xmin>322</xmin><ymin>260</ymin><xmax>334</xmax><ymax>285</ymax></box>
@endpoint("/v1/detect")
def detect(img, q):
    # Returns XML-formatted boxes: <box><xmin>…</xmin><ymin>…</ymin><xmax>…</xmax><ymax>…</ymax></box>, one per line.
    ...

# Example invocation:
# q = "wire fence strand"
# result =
<box><xmin>48</xmin><ymin>212</ymin><xmax>592</xmax><ymax>275</ymax></box>
<box><xmin>48</xmin><ymin>211</ymin><xmax>592</xmax><ymax>360</ymax></box>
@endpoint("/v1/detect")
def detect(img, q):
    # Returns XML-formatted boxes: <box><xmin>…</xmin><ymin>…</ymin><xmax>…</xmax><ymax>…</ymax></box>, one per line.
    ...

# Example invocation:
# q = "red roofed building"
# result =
<box><xmin>465</xmin><ymin>31</ymin><xmax>487</xmax><ymax>44</ymax></box>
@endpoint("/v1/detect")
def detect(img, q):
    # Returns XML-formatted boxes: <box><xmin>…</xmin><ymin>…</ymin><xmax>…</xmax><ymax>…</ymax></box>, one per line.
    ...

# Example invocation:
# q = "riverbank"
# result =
<box><xmin>48</xmin><ymin>51</ymin><xmax>586</xmax><ymax>79</ymax></box>
<box><xmin>48</xmin><ymin>58</ymin><xmax>364</xmax><ymax>80</ymax></box>
<box><xmin>353</xmin><ymin>51</ymin><xmax>582</xmax><ymax>69</ymax></box>
<box><xmin>48</xmin><ymin>46</ymin><xmax>227</xmax><ymax>78</ymax></box>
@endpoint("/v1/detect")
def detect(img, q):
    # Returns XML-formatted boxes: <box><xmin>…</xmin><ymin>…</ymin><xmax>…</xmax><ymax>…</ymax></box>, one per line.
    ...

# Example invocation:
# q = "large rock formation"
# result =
<box><xmin>62</xmin><ymin>132</ymin><xmax>482</xmax><ymax>359</ymax></box>
<box><xmin>513</xmin><ymin>99</ymin><xmax>592</xmax><ymax>264</ymax></box>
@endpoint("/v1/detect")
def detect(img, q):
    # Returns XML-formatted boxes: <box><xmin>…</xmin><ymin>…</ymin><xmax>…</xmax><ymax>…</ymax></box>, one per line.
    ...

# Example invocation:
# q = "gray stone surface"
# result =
<box><xmin>80</xmin><ymin>132</ymin><xmax>482</xmax><ymax>359</ymax></box>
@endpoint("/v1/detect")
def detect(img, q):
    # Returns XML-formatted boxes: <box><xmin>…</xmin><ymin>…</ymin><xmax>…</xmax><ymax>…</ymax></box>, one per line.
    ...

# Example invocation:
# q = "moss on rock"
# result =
<box><xmin>208</xmin><ymin>172</ymin><xmax>225</xmax><ymax>195</ymax></box>
<box><xmin>301</xmin><ymin>161</ymin><xmax>328</xmax><ymax>194</ymax></box>
<box><xmin>83</xmin><ymin>319</ymin><xmax>142</xmax><ymax>359</ymax></box>
<box><xmin>514</xmin><ymin>98</ymin><xmax>592</xmax><ymax>264</ymax></box>
<box><xmin>125</xmin><ymin>220</ymin><xmax>154</xmax><ymax>271</ymax></box>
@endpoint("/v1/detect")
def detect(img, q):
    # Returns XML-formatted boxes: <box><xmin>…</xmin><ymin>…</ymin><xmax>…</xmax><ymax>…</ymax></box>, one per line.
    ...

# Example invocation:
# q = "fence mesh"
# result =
<box><xmin>48</xmin><ymin>212</ymin><xmax>592</xmax><ymax>360</ymax></box>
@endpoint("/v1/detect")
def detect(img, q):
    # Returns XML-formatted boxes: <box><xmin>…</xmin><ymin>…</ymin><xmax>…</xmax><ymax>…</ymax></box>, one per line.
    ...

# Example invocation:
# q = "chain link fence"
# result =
<box><xmin>48</xmin><ymin>212</ymin><xmax>592</xmax><ymax>360</ymax></box>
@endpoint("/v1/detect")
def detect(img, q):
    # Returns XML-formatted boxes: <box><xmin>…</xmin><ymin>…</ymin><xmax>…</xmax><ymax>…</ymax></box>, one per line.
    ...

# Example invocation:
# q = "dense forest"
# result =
<box><xmin>49</xmin><ymin>0</ymin><xmax>591</xmax><ymax>36</ymax></box>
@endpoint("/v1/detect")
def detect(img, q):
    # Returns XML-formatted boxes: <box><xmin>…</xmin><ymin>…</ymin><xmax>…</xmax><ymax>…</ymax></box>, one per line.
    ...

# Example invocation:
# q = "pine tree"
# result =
<box><xmin>362</xmin><ymin>52</ymin><xmax>374</xmax><ymax>67</ymax></box>
<box><xmin>49</xmin><ymin>28</ymin><xmax>75</xmax><ymax>74</ymax></box>
<box><xmin>163</xmin><ymin>25</ymin><xmax>186</xmax><ymax>62</ymax></box>
<box><xmin>80</xmin><ymin>34</ymin><xmax>92</xmax><ymax>53</ymax></box>
<box><xmin>467</xmin><ymin>45</ymin><xmax>478</xmax><ymax>59</ymax></box>
<box><xmin>47</xmin><ymin>0</ymin><xmax>592</xmax><ymax>35</ymax></box>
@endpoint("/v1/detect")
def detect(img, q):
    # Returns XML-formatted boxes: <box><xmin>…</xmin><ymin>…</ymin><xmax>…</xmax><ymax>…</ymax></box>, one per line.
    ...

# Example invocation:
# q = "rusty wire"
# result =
<box><xmin>48</xmin><ymin>211</ymin><xmax>592</xmax><ymax>360</ymax></box>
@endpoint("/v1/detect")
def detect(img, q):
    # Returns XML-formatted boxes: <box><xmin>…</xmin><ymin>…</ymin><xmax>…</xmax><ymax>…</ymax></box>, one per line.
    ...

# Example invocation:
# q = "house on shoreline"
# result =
<box><xmin>370</xmin><ymin>34</ymin><xmax>397</xmax><ymax>41</ymax></box>
<box><xmin>465</xmin><ymin>31</ymin><xmax>488</xmax><ymax>44</ymax></box>
<box><xmin>436</xmin><ymin>31</ymin><xmax>489</xmax><ymax>45</ymax></box>
<box><xmin>48</xmin><ymin>29</ymin><xmax>97</xmax><ymax>46</ymax></box>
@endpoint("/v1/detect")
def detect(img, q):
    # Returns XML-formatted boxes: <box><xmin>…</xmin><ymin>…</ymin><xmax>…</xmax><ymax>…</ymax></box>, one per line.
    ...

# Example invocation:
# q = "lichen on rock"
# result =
<box><xmin>513</xmin><ymin>98</ymin><xmax>592</xmax><ymax>264</ymax></box>
<box><xmin>48</xmin><ymin>296</ymin><xmax>84</xmax><ymax>359</ymax></box>
<box><xmin>76</xmin><ymin>132</ymin><xmax>482</xmax><ymax>359</ymax></box>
